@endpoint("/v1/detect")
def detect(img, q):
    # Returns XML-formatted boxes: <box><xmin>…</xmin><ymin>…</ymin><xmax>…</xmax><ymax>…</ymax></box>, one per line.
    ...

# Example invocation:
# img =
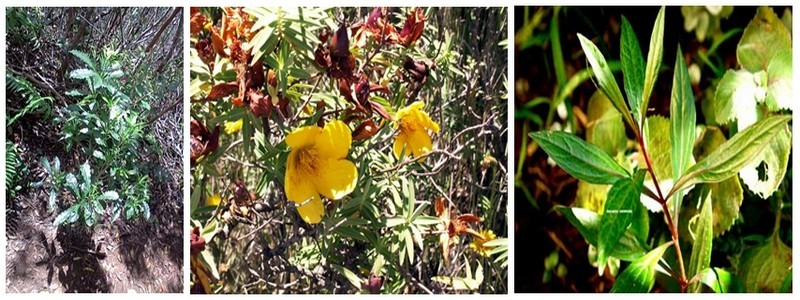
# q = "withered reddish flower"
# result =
<box><xmin>195</xmin><ymin>38</ymin><xmax>216</xmax><ymax>67</ymax></box>
<box><xmin>399</xmin><ymin>8</ymin><xmax>427</xmax><ymax>47</ymax></box>
<box><xmin>190</xmin><ymin>227</ymin><xmax>206</xmax><ymax>256</ymax></box>
<box><xmin>352</xmin><ymin>119</ymin><xmax>380</xmax><ymax>140</ymax></box>
<box><xmin>330</xmin><ymin>22</ymin><xmax>351</xmax><ymax>59</ymax></box>
<box><xmin>190</xmin><ymin>8</ymin><xmax>209</xmax><ymax>37</ymax></box>
<box><xmin>403</xmin><ymin>57</ymin><xmax>435</xmax><ymax>84</ymax></box>
<box><xmin>190</xmin><ymin>119</ymin><xmax>220</xmax><ymax>165</ymax></box>
<box><xmin>248</xmin><ymin>92</ymin><xmax>272</xmax><ymax>118</ymax></box>
<box><xmin>434</xmin><ymin>197</ymin><xmax>483</xmax><ymax>265</ymax></box>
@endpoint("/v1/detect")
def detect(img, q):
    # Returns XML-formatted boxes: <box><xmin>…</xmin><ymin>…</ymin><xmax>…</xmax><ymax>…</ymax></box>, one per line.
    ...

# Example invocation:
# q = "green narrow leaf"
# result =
<box><xmin>669</xmin><ymin>46</ymin><xmax>696</xmax><ymax>221</ymax></box>
<box><xmin>690</xmin><ymin>127</ymin><xmax>743</xmax><ymax>236</ymax></box>
<box><xmin>598</xmin><ymin>170</ymin><xmax>646</xmax><ymax>275</ymax></box>
<box><xmin>611</xmin><ymin>241</ymin><xmax>673</xmax><ymax>293</ymax></box>
<box><xmin>697</xmin><ymin>267</ymin><xmax>745</xmax><ymax>293</ymax></box>
<box><xmin>737</xmin><ymin>6</ymin><xmax>792</xmax><ymax>72</ymax></box>
<box><xmin>54</xmin><ymin>205</ymin><xmax>81</xmax><ymax>226</ymax></box>
<box><xmin>687</xmin><ymin>187</ymin><xmax>713</xmax><ymax>293</ymax></box>
<box><xmin>620</xmin><ymin>16</ymin><xmax>645</xmax><ymax>125</ymax></box>
<box><xmin>555</xmin><ymin>206</ymin><xmax>647</xmax><ymax>262</ymax></box>
<box><xmin>670</xmin><ymin>115</ymin><xmax>791</xmax><ymax>195</ymax></box>
<box><xmin>640</xmin><ymin>6</ymin><xmax>666</xmax><ymax>123</ymax></box>
<box><xmin>670</xmin><ymin>47</ymin><xmax>696</xmax><ymax>181</ymax></box>
<box><xmin>577</xmin><ymin>34</ymin><xmax>634</xmax><ymax>129</ymax></box>
<box><xmin>530</xmin><ymin>131</ymin><xmax>630</xmax><ymax>185</ymax></box>
<box><xmin>331</xmin><ymin>264</ymin><xmax>362</xmax><ymax>290</ymax></box>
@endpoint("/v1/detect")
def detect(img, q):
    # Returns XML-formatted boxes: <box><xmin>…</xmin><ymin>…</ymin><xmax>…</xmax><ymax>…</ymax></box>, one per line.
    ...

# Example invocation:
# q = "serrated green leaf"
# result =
<box><xmin>670</xmin><ymin>115</ymin><xmax>791</xmax><ymax>196</ymax></box>
<box><xmin>70</xmin><ymin>69</ymin><xmax>95</xmax><ymax>80</ymax></box>
<box><xmin>737</xmin><ymin>6</ymin><xmax>791</xmax><ymax>72</ymax></box>
<box><xmin>765</xmin><ymin>50</ymin><xmax>792</xmax><ymax>112</ymax></box>
<box><xmin>577</xmin><ymin>33</ymin><xmax>634</xmax><ymax>129</ymax></box>
<box><xmin>598</xmin><ymin>170</ymin><xmax>646</xmax><ymax>275</ymax></box>
<box><xmin>644</xmin><ymin>116</ymin><xmax>672</xmax><ymax>183</ymax></box>
<box><xmin>54</xmin><ymin>205</ymin><xmax>81</xmax><ymax>226</ymax></box>
<box><xmin>687</xmin><ymin>187</ymin><xmax>713</xmax><ymax>293</ymax></box>
<box><xmin>620</xmin><ymin>16</ymin><xmax>645</xmax><ymax>125</ymax></box>
<box><xmin>738</xmin><ymin>234</ymin><xmax>792</xmax><ymax>292</ymax></box>
<box><xmin>97</xmin><ymin>191</ymin><xmax>119</xmax><ymax>201</ymax></box>
<box><xmin>740</xmin><ymin>125</ymin><xmax>791</xmax><ymax>199</ymax></box>
<box><xmin>712</xmin><ymin>69</ymin><xmax>764</xmax><ymax>129</ymax></box>
<box><xmin>610</xmin><ymin>241</ymin><xmax>673</xmax><ymax>293</ymax></box>
<box><xmin>556</xmin><ymin>206</ymin><xmax>648</xmax><ymax>262</ymax></box>
<box><xmin>530</xmin><ymin>131</ymin><xmax>629</xmax><ymax>185</ymax></box>
<box><xmin>641</xmin><ymin>6</ymin><xmax>666</xmax><ymax>124</ymax></box>
<box><xmin>70</xmin><ymin>50</ymin><xmax>95</xmax><ymax>70</ymax></box>
<box><xmin>697</xmin><ymin>267</ymin><xmax>745</xmax><ymax>293</ymax></box>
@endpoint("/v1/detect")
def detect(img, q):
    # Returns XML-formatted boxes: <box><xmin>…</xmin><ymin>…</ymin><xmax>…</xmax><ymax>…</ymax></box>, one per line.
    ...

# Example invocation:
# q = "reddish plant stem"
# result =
<box><xmin>637</xmin><ymin>129</ymin><xmax>688</xmax><ymax>291</ymax></box>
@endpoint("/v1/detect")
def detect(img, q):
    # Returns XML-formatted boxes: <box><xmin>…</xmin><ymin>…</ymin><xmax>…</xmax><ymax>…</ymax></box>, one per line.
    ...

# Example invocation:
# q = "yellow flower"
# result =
<box><xmin>284</xmin><ymin>120</ymin><xmax>358</xmax><ymax>224</ymax></box>
<box><xmin>393</xmin><ymin>101</ymin><xmax>439</xmax><ymax>159</ymax></box>
<box><xmin>470</xmin><ymin>229</ymin><xmax>497</xmax><ymax>257</ymax></box>
<box><xmin>207</xmin><ymin>194</ymin><xmax>222</xmax><ymax>206</ymax></box>
<box><xmin>224</xmin><ymin>119</ymin><xmax>243</xmax><ymax>134</ymax></box>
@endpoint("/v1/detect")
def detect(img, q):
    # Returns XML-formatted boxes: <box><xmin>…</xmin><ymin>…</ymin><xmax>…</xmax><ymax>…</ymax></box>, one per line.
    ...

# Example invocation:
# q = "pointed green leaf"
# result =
<box><xmin>598</xmin><ymin>170</ymin><xmax>646</xmax><ymax>275</ymax></box>
<box><xmin>670</xmin><ymin>47</ymin><xmax>696</xmax><ymax>181</ymax></box>
<box><xmin>640</xmin><ymin>6</ymin><xmax>666</xmax><ymax>123</ymax></box>
<box><xmin>556</xmin><ymin>206</ymin><xmax>648</xmax><ymax>262</ymax></box>
<box><xmin>530</xmin><ymin>131</ymin><xmax>630</xmax><ymax>185</ymax></box>
<box><xmin>687</xmin><ymin>187</ymin><xmax>713</xmax><ymax>293</ymax></box>
<box><xmin>737</xmin><ymin>6</ymin><xmax>791</xmax><ymax>72</ymax></box>
<box><xmin>70</xmin><ymin>50</ymin><xmax>95</xmax><ymax>70</ymax></box>
<box><xmin>691</xmin><ymin>127</ymin><xmax>744</xmax><ymax>236</ymax></box>
<box><xmin>765</xmin><ymin>50</ymin><xmax>792</xmax><ymax>112</ymax></box>
<box><xmin>620</xmin><ymin>16</ymin><xmax>645</xmax><ymax>125</ymax></box>
<box><xmin>577</xmin><ymin>34</ymin><xmax>634</xmax><ymax>129</ymax></box>
<box><xmin>669</xmin><ymin>47</ymin><xmax>696</xmax><ymax>221</ymax></box>
<box><xmin>697</xmin><ymin>267</ymin><xmax>745</xmax><ymax>293</ymax></box>
<box><xmin>738</xmin><ymin>234</ymin><xmax>792</xmax><ymax>292</ymax></box>
<box><xmin>611</xmin><ymin>241</ymin><xmax>673</xmax><ymax>293</ymax></box>
<box><xmin>670</xmin><ymin>115</ymin><xmax>791</xmax><ymax>195</ymax></box>
<box><xmin>740</xmin><ymin>125</ymin><xmax>791</xmax><ymax>199</ymax></box>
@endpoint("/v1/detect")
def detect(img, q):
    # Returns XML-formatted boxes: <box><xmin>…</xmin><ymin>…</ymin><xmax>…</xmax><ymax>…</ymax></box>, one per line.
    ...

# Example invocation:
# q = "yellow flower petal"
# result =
<box><xmin>408</xmin><ymin>126</ymin><xmax>433</xmax><ymax>158</ymax></box>
<box><xmin>297</xmin><ymin>197</ymin><xmax>325</xmax><ymax>224</ymax></box>
<box><xmin>284</xmin><ymin>151</ymin><xmax>321</xmax><ymax>205</ymax></box>
<box><xmin>312</xmin><ymin>157</ymin><xmax>358</xmax><ymax>200</ymax></box>
<box><xmin>315</xmin><ymin>120</ymin><xmax>351</xmax><ymax>159</ymax></box>
<box><xmin>286</xmin><ymin>125</ymin><xmax>322</xmax><ymax>149</ymax></box>
<box><xmin>393</xmin><ymin>132</ymin><xmax>410</xmax><ymax>159</ymax></box>
<box><xmin>224</xmin><ymin>119</ymin><xmax>243</xmax><ymax>134</ymax></box>
<box><xmin>207</xmin><ymin>194</ymin><xmax>222</xmax><ymax>206</ymax></box>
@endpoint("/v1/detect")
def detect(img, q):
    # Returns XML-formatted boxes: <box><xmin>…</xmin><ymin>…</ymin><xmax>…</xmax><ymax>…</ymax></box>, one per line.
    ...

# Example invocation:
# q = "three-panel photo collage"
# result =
<box><xmin>0</xmin><ymin>2</ymin><xmax>794</xmax><ymax>295</ymax></box>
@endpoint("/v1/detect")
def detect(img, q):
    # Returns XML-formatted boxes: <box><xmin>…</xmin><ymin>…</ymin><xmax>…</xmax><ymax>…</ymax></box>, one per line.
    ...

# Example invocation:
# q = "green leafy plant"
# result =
<box><xmin>44</xmin><ymin>49</ymin><xmax>155</xmax><ymax>225</ymax></box>
<box><xmin>35</xmin><ymin>156</ymin><xmax>66</xmax><ymax>211</ymax></box>
<box><xmin>6</xmin><ymin>142</ymin><xmax>27</xmax><ymax>199</ymax></box>
<box><xmin>529</xmin><ymin>6</ymin><xmax>792</xmax><ymax>293</ymax></box>
<box><xmin>53</xmin><ymin>161</ymin><xmax>119</xmax><ymax>227</ymax></box>
<box><xmin>6</xmin><ymin>72</ymin><xmax>55</xmax><ymax>126</ymax></box>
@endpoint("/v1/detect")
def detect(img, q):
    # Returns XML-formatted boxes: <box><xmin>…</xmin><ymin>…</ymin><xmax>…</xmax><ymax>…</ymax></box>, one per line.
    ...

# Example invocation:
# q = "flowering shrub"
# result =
<box><xmin>189</xmin><ymin>7</ymin><xmax>508</xmax><ymax>294</ymax></box>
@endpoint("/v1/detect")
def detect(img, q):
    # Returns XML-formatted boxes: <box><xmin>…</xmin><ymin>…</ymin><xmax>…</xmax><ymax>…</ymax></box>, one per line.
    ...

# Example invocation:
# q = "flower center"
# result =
<box><xmin>296</xmin><ymin>147</ymin><xmax>319</xmax><ymax>176</ymax></box>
